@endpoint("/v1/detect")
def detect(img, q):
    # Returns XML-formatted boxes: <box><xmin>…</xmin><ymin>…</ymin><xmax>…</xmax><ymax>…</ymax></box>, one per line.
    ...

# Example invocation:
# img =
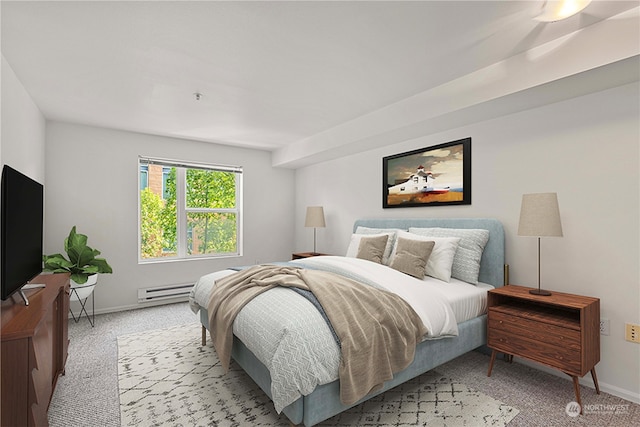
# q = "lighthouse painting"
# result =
<box><xmin>383</xmin><ymin>138</ymin><xmax>471</xmax><ymax>208</ymax></box>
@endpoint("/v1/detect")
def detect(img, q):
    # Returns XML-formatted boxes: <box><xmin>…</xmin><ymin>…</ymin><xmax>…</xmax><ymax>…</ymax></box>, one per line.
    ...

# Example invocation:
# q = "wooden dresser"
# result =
<box><xmin>1</xmin><ymin>273</ymin><xmax>70</xmax><ymax>426</ymax></box>
<box><xmin>486</xmin><ymin>284</ymin><xmax>600</xmax><ymax>412</ymax></box>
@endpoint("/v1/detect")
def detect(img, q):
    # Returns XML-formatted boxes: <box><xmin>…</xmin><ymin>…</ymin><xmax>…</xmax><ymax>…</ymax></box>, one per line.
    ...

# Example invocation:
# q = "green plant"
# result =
<box><xmin>43</xmin><ymin>226</ymin><xmax>113</xmax><ymax>284</ymax></box>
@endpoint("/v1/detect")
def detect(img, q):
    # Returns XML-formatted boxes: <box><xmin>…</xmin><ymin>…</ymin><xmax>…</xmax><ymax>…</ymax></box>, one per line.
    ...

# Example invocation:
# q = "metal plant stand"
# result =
<box><xmin>69</xmin><ymin>286</ymin><xmax>95</xmax><ymax>327</ymax></box>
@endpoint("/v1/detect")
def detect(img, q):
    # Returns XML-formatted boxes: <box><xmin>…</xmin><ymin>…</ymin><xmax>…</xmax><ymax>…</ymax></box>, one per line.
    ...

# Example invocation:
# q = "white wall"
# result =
<box><xmin>1</xmin><ymin>55</ymin><xmax>46</xmax><ymax>181</ymax></box>
<box><xmin>45</xmin><ymin>122</ymin><xmax>295</xmax><ymax>312</ymax></box>
<box><xmin>294</xmin><ymin>82</ymin><xmax>640</xmax><ymax>403</ymax></box>
<box><xmin>0</xmin><ymin>55</ymin><xmax>46</xmax><ymax>299</ymax></box>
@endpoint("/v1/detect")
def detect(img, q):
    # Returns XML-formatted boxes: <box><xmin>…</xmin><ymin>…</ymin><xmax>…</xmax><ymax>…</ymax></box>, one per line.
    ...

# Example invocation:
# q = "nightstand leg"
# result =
<box><xmin>487</xmin><ymin>350</ymin><xmax>497</xmax><ymax>377</ymax></box>
<box><xmin>571</xmin><ymin>376</ymin><xmax>583</xmax><ymax>414</ymax></box>
<box><xmin>591</xmin><ymin>368</ymin><xmax>600</xmax><ymax>394</ymax></box>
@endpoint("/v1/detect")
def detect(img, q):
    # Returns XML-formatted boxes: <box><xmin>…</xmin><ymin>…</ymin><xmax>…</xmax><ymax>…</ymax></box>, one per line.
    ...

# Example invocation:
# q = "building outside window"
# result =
<box><xmin>162</xmin><ymin>167</ymin><xmax>171</xmax><ymax>200</ymax></box>
<box><xmin>138</xmin><ymin>157</ymin><xmax>242</xmax><ymax>262</ymax></box>
<box><xmin>140</xmin><ymin>165</ymin><xmax>148</xmax><ymax>190</ymax></box>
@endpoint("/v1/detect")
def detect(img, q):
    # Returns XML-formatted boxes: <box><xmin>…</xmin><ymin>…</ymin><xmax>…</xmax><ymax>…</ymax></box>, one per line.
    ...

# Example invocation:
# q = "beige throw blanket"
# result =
<box><xmin>207</xmin><ymin>264</ymin><xmax>428</xmax><ymax>405</ymax></box>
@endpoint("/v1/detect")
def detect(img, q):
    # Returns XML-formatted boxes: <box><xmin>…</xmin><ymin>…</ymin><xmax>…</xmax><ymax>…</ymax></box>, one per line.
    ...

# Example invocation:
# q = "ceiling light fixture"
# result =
<box><xmin>534</xmin><ymin>0</ymin><xmax>592</xmax><ymax>22</ymax></box>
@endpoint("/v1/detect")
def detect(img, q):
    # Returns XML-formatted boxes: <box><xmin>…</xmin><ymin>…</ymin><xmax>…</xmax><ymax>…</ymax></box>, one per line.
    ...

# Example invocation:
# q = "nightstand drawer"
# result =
<box><xmin>488</xmin><ymin>329</ymin><xmax>581</xmax><ymax>373</ymax></box>
<box><xmin>488</xmin><ymin>310</ymin><xmax>580</xmax><ymax>349</ymax></box>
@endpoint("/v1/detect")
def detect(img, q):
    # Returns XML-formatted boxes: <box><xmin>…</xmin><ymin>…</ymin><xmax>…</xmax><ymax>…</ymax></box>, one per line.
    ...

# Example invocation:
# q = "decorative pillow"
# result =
<box><xmin>355</xmin><ymin>234</ymin><xmax>389</xmax><ymax>264</ymax></box>
<box><xmin>389</xmin><ymin>237</ymin><xmax>435</xmax><ymax>279</ymax></box>
<box><xmin>409</xmin><ymin>227</ymin><xmax>489</xmax><ymax>285</ymax></box>
<box><xmin>392</xmin><ymin>231</ymin><xmax>460</xmax><ymax>282</ymax></box>
<box><xmin>355</xmin><ymin>226</ymin><xmax>402</xmax><ymax>265</ymax></box>
<box><xmin>346</xmin><ymin>233</ymin><xmax>391</xmax><ymax>259</ymax></box>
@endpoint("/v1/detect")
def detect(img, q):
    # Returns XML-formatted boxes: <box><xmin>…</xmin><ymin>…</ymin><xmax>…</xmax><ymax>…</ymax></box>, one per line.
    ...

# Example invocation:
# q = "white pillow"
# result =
<box><xmin>354</xmin><ymin>227</ymin><xmax>400</xmax><ymax>265</ymax></box>
<box><xmin>409</xmin><ymin>227</ymin><xmax>489</xmax><ymax>285</ymax></box>
<box><xmin>346</xmin><ymin>233</ymin><xmax>394</xmax><ymax>260</ymax></box>
<box><xmin>392</xmin><ymin>231</ymin><xmax>460</xmax><ymax>283</ymax></box>
<box><xmin>425</xmin><ymin>236</ymin><xmax>462</xmax><ymax>282</ymax></box>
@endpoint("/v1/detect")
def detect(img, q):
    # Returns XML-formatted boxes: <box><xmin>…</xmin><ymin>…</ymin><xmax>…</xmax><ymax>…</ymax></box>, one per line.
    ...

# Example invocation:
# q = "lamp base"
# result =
<box><xmin>529</xmin><ymin>288</ymin><xmax>552</xmax><ymax>296</ymax></box>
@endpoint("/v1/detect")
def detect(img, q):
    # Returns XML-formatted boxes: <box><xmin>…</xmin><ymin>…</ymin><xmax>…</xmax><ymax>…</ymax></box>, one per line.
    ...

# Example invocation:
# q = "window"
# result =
<box><xmin>138</xmin><ymin>157</ymin><xmax>242</xmax><ymax>262</ymax></box>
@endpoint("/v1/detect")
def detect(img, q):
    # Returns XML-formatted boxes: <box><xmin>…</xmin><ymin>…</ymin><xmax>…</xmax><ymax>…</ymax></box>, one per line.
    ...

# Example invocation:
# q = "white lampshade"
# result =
<box><xmin>518</xmin><ymin>193</ymin><xmax>563</xmax><ymax>237</ymax></box>
<box><xmin>305</xmin><ymin>206</ymin><xmax>326</xmax><ymax>228</ymax></box>
<box><xmin>534</xmin><ymin>0</ymin><xmax>592</xmax><ymax>22</ymax></box>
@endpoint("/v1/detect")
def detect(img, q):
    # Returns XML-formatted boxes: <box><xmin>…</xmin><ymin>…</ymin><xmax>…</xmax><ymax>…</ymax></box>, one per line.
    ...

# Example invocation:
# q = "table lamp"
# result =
<box><xmin>305</xmin><ymin>206</ymin><xmax>325</xmax><ymax>255</ymax></box>
<box><xmin>518</xmin><ymin>193</ymin><xmax>563</xmax><ymax>296</ymax></box>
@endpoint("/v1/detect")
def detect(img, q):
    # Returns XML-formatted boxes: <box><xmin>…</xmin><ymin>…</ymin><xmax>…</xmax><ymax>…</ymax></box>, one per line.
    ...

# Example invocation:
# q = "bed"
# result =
<box><xmin>190</xmin><ymin>218</ymin><xmax>505</xmax><ymax>426</ymax></box>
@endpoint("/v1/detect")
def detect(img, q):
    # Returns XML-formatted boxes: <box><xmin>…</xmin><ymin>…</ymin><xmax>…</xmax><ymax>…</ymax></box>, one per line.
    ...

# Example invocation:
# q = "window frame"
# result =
<box><xmin>138</xmin><ymin>156</ymin><xmax>243</xmax><ymax>263</ymax></box>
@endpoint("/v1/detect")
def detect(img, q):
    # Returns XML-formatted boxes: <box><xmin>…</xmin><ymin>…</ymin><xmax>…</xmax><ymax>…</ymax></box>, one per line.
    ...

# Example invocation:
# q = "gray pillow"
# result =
<box><xmin>408</xmin><ymin>227</ymin><xmax>489</xmax><ymax>284</ymax></box>
<box><xmin>355</xmin><ymin>226</ymin><xmax>402</xmax><ymax>265</ymax></box>
<box><xmin>389</xmin><ymin>237</ymin><xmax>435</xmax><ymax>279</ymax></box>
<box><xmin>356</xmin><ymin>234</ymin><xmax>390</xmax><ymax>264</ymax></box>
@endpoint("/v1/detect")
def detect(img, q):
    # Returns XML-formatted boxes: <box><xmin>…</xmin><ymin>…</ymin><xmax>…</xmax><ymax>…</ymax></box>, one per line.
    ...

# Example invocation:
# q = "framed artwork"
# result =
<box><xmin>383</xmin><ymin>137</ymin><xmax>471</xmax><ymax>208</ymax></box>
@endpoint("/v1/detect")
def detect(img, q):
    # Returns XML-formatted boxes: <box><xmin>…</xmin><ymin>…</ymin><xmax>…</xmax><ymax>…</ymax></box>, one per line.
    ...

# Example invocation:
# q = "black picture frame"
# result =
<box><xmin>383</xmin><ymin>137</ymin><xmax>471</xmax><ymax>208</ymax></box>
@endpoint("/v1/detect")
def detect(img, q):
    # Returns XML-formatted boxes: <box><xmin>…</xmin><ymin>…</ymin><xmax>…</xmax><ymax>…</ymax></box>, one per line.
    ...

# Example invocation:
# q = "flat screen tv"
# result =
<box><xmin>1</xmin><ymin>165</ymin><xmax>44</xmax><ymax>303</ymax></box>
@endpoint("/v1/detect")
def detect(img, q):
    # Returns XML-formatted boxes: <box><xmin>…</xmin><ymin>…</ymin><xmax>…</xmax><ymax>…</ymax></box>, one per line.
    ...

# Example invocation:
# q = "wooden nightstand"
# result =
<box><xmin>486</xmin><ymin>285</ymin><xmax>600</xmax><ymax>413</ymax></box>
<box><xmin>292</xmin><ymin>252</ymin><xmax>329</xmax><ymax>260</ymax></box>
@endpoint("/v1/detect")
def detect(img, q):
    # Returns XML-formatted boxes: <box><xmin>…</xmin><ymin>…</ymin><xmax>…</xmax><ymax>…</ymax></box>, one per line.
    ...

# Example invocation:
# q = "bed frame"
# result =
<box><xmin>199</xmin><ymin>218</ymin><xmax>505</xmax><ymax>426</ymax></box>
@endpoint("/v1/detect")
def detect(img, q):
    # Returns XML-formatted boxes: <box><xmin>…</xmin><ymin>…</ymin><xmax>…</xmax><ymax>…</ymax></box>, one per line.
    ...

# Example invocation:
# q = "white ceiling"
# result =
<box><xmin>2</xmin><ymin>1</ymin><xmax>638</xmax><ymax>166</ymax></box>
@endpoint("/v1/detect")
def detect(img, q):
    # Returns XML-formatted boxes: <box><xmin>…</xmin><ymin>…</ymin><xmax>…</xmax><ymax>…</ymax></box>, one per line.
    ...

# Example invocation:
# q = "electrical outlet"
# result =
<box><xmin>626</xmin><ymin>323</ymin><xmax>640</xmax><ymax>344</ymax></box>
<box><xmin>600</xmin><ymin>319</ymin><xmax>610</xmax><ymax>335</ymax></box>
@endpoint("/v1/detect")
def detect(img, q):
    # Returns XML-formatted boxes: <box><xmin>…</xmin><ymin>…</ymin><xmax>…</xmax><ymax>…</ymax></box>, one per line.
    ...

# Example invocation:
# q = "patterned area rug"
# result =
<box><xmin>118</xmin><ymin>323</ymin><xmax>519</xmax><ymax>426</ymax></box>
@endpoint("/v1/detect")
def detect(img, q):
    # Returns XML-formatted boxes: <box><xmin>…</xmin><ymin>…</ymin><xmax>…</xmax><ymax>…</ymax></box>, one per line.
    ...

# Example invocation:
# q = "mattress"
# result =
<box><xmin>423</xmin><ymin>276</ymin><xmax>493</xmax><ymax>323</ymax></box>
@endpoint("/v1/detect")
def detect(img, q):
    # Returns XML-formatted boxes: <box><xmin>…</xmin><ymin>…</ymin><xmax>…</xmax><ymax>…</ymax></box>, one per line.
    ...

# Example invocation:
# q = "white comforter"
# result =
<box><xmin>189</xmin><ymin>256</ymin><xmax>458</xmax><ymax>412</ymax></box>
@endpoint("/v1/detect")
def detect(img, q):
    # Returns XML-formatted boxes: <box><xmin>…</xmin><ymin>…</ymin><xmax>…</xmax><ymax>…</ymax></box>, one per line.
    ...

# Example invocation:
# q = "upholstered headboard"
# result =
<box><xmin>353</xmin><ymin>218</ymin><xmax>505</xmax><ymax>288</ymax></box>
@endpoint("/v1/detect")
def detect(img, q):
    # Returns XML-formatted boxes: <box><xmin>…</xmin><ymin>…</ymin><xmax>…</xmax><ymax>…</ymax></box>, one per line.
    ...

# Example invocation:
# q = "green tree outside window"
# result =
<box><xmin>139</xmin><ymin>161</ymin><xmax>241</xmax><ymax>260</ymax></box>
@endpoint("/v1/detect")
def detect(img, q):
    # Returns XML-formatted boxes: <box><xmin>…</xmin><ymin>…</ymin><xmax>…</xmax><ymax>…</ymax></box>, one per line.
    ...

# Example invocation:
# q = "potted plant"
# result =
<box><xmin>43</xmin><ymin>226</ymin><xmax>113</xmax><ymax>299</ymax></box>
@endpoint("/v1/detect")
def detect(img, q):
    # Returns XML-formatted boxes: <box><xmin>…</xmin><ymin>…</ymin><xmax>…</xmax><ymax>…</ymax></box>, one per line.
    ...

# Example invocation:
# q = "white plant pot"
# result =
<box><xmin>70</xmin><ymin>274</ymin><xmax>97</xmax><ymax>301</ymax></box>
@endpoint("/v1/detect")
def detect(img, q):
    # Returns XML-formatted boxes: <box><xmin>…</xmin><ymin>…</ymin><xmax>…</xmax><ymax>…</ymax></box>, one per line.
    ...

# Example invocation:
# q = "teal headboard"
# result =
<box><xmin>353</xmin><ymin>218</ymin><xmax>505</xmax><ymax>288</ymax></box>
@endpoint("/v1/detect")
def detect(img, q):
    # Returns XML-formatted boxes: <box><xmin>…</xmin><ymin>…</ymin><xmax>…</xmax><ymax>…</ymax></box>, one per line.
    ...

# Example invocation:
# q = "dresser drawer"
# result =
<box><xmin>488</xmin><ymin>328</ymin><xmax>581</xmax><ymax>373</ymax></box>
<box><xmin>29</xmin><ymin>306</ymin><xmax>55</xmax><ymax>426</ymax></box>
<box><xmin>488</xmin><ymin>310</ymin><xmax>580</xmax><ymax>350</ymax></box>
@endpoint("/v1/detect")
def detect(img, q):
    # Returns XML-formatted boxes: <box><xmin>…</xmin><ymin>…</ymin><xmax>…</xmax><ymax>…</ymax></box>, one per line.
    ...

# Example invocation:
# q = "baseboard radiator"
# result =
<box><xmin>138</xmin><ymin>283</ymin><xmax>194</xmax><ymax>303</ymax></box>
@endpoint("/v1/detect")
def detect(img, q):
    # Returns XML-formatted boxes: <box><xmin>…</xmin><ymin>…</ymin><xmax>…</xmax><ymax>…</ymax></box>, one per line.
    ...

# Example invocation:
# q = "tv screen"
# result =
<box><xmin>1</xmin><ymin>165</ymin><xmax>44</xmax><ymax>300</ymax></box>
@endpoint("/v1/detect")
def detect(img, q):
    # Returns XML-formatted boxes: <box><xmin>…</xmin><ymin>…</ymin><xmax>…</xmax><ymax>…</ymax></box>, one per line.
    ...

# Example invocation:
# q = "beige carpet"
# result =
<box><xmin>48</xmin><ymin>302</ymin><xmax>639</xmax><ymax>427</ymax></box>
<box><xmin>118</xmin><ymin>323</ymin><xmax>519</xmax><ymax>426</ymax></box>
